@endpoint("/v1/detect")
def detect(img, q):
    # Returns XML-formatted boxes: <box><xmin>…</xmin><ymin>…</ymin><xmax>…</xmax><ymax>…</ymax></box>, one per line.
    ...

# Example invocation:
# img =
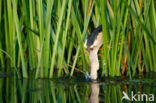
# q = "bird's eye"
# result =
<box><xmin>90</xmin><ymin>48</ymin><xmax>93</xmax><ymax>51</ymax></box>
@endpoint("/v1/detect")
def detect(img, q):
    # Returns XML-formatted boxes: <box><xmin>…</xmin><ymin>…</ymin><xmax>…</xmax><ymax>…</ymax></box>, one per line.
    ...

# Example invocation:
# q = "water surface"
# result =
<box><xmin>0</xmin><ymin>73</ymin><xmax>156</xmax><ymax>103</ymax></box>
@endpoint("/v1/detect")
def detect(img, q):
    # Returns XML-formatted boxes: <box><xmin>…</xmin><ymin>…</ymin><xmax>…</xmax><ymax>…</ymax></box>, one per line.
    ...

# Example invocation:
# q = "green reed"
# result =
<box><xmin>13</xmin><ymin>0</ymin><xmax>28</xmax><ymax>77</ymax></box>
<box><xmin>0</xmin><ymin>0</ymin><xmax>4</xmax><ymax>68</ymax></box>
<box><xmin>0</xmin><ymin>0</ymin><xmax>155</xmax><ymax>78</ymax></box>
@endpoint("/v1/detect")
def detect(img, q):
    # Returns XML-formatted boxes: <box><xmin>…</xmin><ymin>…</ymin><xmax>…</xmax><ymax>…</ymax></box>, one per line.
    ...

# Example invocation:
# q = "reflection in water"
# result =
<box><xmin>89</xmin><ymin>82</ymin><xmax>99</xmax><ymax>103</ymax></box>
<box><xmin>0</xmin><ymin>75</ymin><xmax>156</xmax><ymax>103</ymax></box>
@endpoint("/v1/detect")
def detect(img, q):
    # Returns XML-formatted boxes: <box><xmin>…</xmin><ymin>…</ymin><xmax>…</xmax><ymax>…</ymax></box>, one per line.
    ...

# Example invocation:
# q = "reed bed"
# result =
<box><xmin>0</xmin><ymin>0</ymin><xmax>155</xmax><ymax>78</ymax></box>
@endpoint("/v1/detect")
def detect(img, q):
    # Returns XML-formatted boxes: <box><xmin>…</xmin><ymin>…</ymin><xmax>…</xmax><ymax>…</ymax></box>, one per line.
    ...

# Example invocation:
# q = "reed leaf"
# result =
<box><xmin>50</xmin><ymin>0</ymin><xmax>67</xmax><ymax>78</ymax></box>
<box><xmin>58</xmin><ymin>0</ymin><xmax>73</xmax><ymax>77</ymax></box>
<box><xmin>12</xmin><ymin>0</ymin><xmax>28</xmax><ymax>77</ymax></box>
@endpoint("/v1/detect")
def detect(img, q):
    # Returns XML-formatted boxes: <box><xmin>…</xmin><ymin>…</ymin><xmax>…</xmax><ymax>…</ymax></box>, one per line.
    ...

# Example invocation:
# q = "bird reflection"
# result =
<box><xmin>89</xmin><ymin>82</ymin><xmax>99</xmax><ymax>103</ymax></box>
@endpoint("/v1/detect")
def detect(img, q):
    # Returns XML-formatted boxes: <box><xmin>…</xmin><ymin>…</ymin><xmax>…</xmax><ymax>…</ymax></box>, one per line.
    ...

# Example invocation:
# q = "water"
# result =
<box><xmin>0</xmin><ymin>73</ymin><xmax>156</xmax><ymax>103</ymax></box>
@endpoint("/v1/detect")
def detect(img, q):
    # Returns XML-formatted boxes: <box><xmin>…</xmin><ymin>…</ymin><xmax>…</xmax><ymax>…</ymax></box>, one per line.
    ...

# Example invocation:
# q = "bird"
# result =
<box><xmin>84</xmin><ymin>25</ymin><xmax>103</xmax><ymax>80</ymax></box>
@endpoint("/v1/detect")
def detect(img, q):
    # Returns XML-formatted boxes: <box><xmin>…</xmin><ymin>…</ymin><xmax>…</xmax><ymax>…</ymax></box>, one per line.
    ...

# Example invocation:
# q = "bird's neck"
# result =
<box><xmin>89</xmin><ymin>50</ymin><xmax>99</xmax><ymax>79</ymax></box>
<box><xmin>89</xmin><ymin>52</ymin><xmax>99</xmax><ymax>70</ymax></box>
